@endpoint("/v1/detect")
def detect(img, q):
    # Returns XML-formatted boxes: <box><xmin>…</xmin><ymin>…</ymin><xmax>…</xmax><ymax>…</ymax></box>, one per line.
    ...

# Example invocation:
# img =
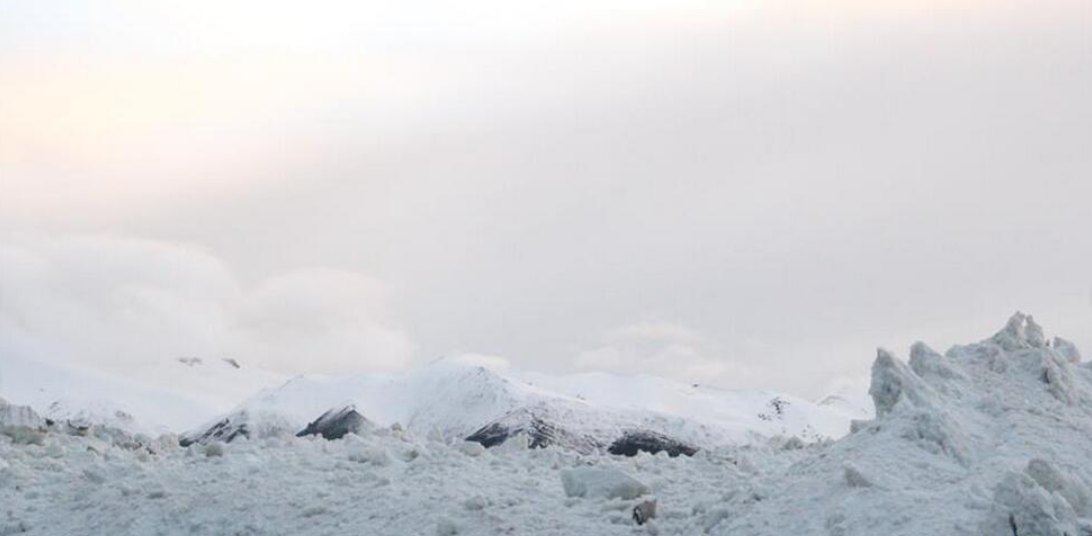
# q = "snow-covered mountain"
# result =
<box><xmin>1</xmin><ymin>348</ymin><xmax>866</xmax><ymax>450</ymax></box>
<box><xmin>180</xmin><ymin>357</ymin><xmax>865</xmax><ymax>451</ymax></box>
<box><xmin>0</xmin><ymin>354</ymin><xmax>285</xmax><ymax>434</ymax></box>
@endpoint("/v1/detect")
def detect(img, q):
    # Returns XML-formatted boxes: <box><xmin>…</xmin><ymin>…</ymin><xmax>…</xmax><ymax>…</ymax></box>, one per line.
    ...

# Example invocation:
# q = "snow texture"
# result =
<box><xmin>707</xmin><ymin>312</ymin><xmax>1092</xmax><ymax>536</ymax></box>
<box><xmin>560</xmin><ymin>466</ymin><xmax>650</xmax><ymax>500</ymax></box>
<box><xmin>0</xmin><ymin>397</ymin><xmax>42</xmax><ymax>428</ymax></box>
<box><xmin>3</xmin><ymin>312</ymin><xmax>1087</xmax><ymax>536</ymax></box>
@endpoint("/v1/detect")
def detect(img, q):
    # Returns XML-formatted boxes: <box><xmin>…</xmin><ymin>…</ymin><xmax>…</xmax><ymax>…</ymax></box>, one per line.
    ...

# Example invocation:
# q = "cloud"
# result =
<box><xmin>0</xmin><ymin>235</ymin><xmax>237</xmax><ymax>367</ymax></box>
<box><xmin>231</xmin><ymin>269</ymin><xmax>414</xmax><ymax>373</ymax></box>
<box><xmin>602</xmin><ymin>322</ymin><xmax>702</xmax><ymax>346</ymax></box>
<box><xmin>443</xmin><ymin>353</ymin><xmax>512</xmax><ymax>371</ymax></box>
<box><xmin>576</xmin><ymin>321</ymin><xmax>752</xmax><ymax>387</ymax></box>
<box><xmin>1</xmin><ymin>0</ymin><xmax>1090</xmax><ymax>400</ymax></box>
<box><xmin>0</xmin><ymin>235</ymin><xmax>414</xmax><ymax>375</ymax></box>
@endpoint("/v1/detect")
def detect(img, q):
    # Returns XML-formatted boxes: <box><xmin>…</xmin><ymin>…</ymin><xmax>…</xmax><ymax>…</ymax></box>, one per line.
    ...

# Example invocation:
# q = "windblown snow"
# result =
<box><xmin>1</xmin><ymin>313</ymin><xmax>1087</xmax><ymax>535</ymax></box>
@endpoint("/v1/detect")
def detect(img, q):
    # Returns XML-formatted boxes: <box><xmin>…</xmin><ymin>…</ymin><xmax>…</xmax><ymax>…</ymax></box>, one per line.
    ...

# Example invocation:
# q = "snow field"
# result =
<box><xmin>0</xmin><ymin>423</ymin><xmax>808</xmax><ymax>536</ymax></box>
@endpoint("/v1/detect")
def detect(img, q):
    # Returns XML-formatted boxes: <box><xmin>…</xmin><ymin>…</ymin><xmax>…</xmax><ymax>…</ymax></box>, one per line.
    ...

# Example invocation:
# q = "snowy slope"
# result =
<box><xmin>519</xmin><ymin>371</ymin><xmax>860</xmax><ymax>442</ymax></box>
<box><xmin>0</xmin><ymin>354</ymin><xmax>285</xmax><ymax>434</ymax></box>
<box><xmin>182</xmin><ymin>357</ymin><xmax>861</xmax><ymax>449</ymax></box>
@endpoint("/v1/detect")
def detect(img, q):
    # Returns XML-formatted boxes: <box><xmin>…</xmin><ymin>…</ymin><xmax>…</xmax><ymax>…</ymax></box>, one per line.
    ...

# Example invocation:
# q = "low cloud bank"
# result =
<box><xmin>0</xmin><ymin>235</ymin><xmax>415</xmax><ymax>376</ymax></box>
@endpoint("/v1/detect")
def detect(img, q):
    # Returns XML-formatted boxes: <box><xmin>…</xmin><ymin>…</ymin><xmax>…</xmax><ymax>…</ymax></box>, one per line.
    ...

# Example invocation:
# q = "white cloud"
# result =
<box><xmin>230</xmin><ymin>269</ymin><xmax>413</xmax><ymax>374</ymax></box>
<box><xmin>0</xmin><ymin>235</ymin><xmax>237</xmax><ymax>368</ymax></box>
<box><xmin>602</xmin><ymin>322</ymin><xmax>702</xmax><ymax>346</ymax></box>
<box><xmin>0</xmin><ymin>235</ymin><xmax>414</xmax><ymax>375</ymax></box>
<box><xmin>443</xmin><ymin>353</ymin><xmax>512</xmax><ymax>371</ymax></box>
<box><xmin>576</xmin><ymin>321</ymin><xmax>751</xmax><ymax>387</ymax></box>
<box><xmin>1</xmin><ymin>0</ymin><xmax>1090</xmax><ymax>400</ymax></box>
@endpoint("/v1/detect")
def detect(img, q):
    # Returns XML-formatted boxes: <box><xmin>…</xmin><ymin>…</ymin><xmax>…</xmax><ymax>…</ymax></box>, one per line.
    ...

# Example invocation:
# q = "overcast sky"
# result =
<box><xmin>2</xmin><ymin>0</ymin><xmax>1091</xmax><ymax>398</ymax></box>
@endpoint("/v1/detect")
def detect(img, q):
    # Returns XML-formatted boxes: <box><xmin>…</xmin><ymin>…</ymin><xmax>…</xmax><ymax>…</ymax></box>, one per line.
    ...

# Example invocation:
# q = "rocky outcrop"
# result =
<box><xmin>296</xmin><ymin>406</ymin><xmax>372</xmax><ymax>440</ymax></box>
<box><xmin>180</xmin><ymin>417</ymin><xmax>249</xmax><ymax>447</ymax></box>
<box><xmin>465</xmin><ymin>409</ymin><xmax>601</xmax><ymax>454</ymax></box>
<box><xmin>607</xmin><ymin>430</ymin><xmax>698</xmax><ymax>457</ymax></box>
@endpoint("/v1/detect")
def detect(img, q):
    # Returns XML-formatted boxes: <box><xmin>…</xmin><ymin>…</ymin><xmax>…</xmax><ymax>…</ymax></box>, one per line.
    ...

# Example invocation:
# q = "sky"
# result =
<box><xmin>1</xmin><ymin>0</ymin><xmax>1091</xmax><ymax>399</ymax></box>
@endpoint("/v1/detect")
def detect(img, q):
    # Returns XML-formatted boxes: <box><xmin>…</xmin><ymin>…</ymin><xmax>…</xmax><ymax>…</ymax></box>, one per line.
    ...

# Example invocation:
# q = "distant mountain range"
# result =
<box><xmin>0</xmin><ymin>353</ymin><xmax>871</xmax><ymax>453</ymax></box>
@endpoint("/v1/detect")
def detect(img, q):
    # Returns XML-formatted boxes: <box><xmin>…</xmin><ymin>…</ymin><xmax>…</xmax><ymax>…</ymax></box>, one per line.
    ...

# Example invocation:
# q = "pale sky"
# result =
<box><xmin>2</xmin><ymin>0</ymin><xmax>1091</xmax><ymax>398</ymax></box>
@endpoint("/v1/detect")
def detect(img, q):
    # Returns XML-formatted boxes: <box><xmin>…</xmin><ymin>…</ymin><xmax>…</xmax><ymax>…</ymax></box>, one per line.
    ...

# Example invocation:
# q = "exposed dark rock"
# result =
<box><xmin>608</xmin><ymin>430</ymin><xmax>698</xmax><ymax>457</ymax></box>
<box><xmin>180</xmin><ymin>418</ymin><xmax>248</xmax><ymax>447</ymax></box>
<box><xmin>297</xmin><ymin>406</ymin><xmax>371</xmax><ymax>440</ymax></box>
<box><xmin>758</xmin><ymin>396</ymin><xmax>791</xmax><ymax>421</ymax></box>
<box><xmin>465</xmin><ymin>410</ymin><xmax>601</xmax><ymax>453</ymax></box>
<box><xmin>633</xmin><ymin>499</ymin><xmax>658</xmax><ymax>525</ymax></box>
<box><xmin>464</xmin><ymin>421</ymin><xmax>511</xmax><ymax>448</ymax></box>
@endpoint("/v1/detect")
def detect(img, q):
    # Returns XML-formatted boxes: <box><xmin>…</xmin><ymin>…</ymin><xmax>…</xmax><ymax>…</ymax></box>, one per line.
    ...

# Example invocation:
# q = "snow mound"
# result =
<box><xmin>710</xmin><ymin>312</ymin><xmax>1092</xmax><ymax>536</ymax></box>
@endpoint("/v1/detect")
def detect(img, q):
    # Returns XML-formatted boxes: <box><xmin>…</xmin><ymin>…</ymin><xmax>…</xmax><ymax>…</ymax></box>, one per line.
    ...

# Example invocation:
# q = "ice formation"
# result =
<box><xmin>2</xmin><ymin>312</ymin><xmax>1088</xmax><ymax>536</ymax></box>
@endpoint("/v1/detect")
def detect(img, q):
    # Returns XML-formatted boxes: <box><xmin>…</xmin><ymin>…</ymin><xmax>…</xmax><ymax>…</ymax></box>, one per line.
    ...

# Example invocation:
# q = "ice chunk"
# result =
<box><xmin>560</xmin><ymin>466</ymin><xmax>650</xmax><ymax>500</ymax></box>
<box><xmin>1040</xmin><ymin>353</ymin><xmax>1077</xmax><ymax>405</ymax></box>
<box><xmin>455</xmin><ymin>441</ymin><xmax>486</xmax><ymax>457</ymax></box>
<box><xmin>633</xmin><ymin>498</ymin><xmax>658</xmax><ymax>525</ymax></box>
<box><xmin>0</xmin><ymin>398</ymin><xmax>43</xmax><ymax>428</ymax></box>
<box><xmin>1026</xmin><ymin>315</ymin><xmax>1046</xmax><ymax>348</ymax></box>
<box><xmin>991</xmin><ymin>311</ymin><xmax>1047</xmax><ymax>350</ymax></box>
<box><xmin>205</xmin><ymin>442</ymin><xmax>225</xmax><ymax>457</ymax></box>
<box><xmin>347</xmin><ymin>445</ymin><xmax>392</xmax><ymax>466</ymax></box>
<box><xmin>898</xmin><ymin>409</ymin><xmax>970</xmax><ymax>465</ymax></box>
<box><xmin>1026</xmin><ymin>459</ymin><xmax>1092</xmax><ymax>517</ymax></box>
<box><xmin>1</xmin><ymin>425</ymin><xmax>45</xmax><ymax>446</ymax></box>
<box><xmin>980</xmin><ymin>471</ymin><xmax>1079</xmax><ymax>536</ymax></box>
<box><xmin>992</xmin><ymin>312</ymin><xmax>1030</xmax><ymax>350</ymax></box>
<box><xmin>843</xmin><ymin>464</ymin><xmax>873</xmax><ymax>488</ymax></box>
<box><xmin>869</xmin><ymin>348</ymin><xmax>937</xmax><ymax>417</ymax></box>
<box><xmin>908</xmin><ymin>342</ymin><xmax>960</xmax><ymax>382</ymax></box>
<box><xmin>1053</xmin><ymin>337</ymin><xmax>1082</xmax><ymax>363</ymax></box>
